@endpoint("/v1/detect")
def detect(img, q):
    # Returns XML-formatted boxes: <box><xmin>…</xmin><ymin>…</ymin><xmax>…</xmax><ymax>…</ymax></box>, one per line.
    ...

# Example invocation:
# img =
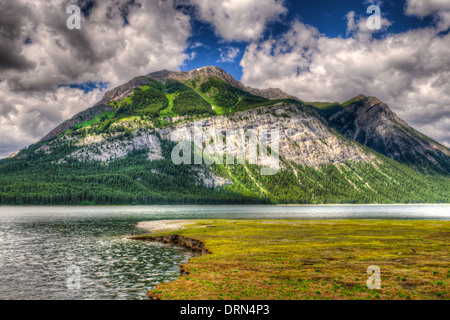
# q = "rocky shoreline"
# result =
<box><xmin>131</xmin><ymin>220</ymin><xmax>211</xmax><ymax>300</ymax></box>
<box><xmin>132</xmin><ymin>234</ymin><xmax>211</xmax><ymax>256</ymax></box>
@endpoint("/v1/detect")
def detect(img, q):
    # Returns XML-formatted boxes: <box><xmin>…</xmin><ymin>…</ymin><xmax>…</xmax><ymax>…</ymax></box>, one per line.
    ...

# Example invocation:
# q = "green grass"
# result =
<box><xmin>140</xmin><ymin>219</ymin><xmax>450</xmax><ymax>300</ymax></box>
<box><xmin>76</xmin><ymin>111</ymin><xmax>116</xmax><ymax>128</ymax></box>
<box><xmin>185</xmin><ymin>76</ymin><xmax>277</xmax><ymax>115</ymax></box>
<box><xmin>183</xmin><ymin>79</ymin><xmax>230</xmax><ymax>115</ymax></box>
<box><xmin>342</xmin><ymin>96</ymin><xmax>363</xmax><ymax>107</ymax></box>
<box><xmin>159</xmin><ymin>93</ymin><xmax>177</xmax><ymax>118</ymax></box>
<box><xmin>306</xmin><ymin>95</ymin><xmax>365</xmax><ymax>111</ymax></box>
<box><xmin>110</xmin><ymin>96</ymin><xmax>132</xmax><ymax>109</ymax></box>
<box><xmin>306</xmin><ymin>101</ymin><xmax>342</xmax><ymax>110</ymax></box>
<box><xmin>198</xmin><ymin>76</ymin><xmax>240</xmax><ymax>109</ymax></box>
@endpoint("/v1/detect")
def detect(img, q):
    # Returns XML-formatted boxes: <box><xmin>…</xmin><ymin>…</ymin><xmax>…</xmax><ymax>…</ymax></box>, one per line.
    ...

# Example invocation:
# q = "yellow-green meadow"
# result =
<box><xmin>136</xmin><ymin>219</ymin><xmax>450</xmax><ymax>300</ymax></box>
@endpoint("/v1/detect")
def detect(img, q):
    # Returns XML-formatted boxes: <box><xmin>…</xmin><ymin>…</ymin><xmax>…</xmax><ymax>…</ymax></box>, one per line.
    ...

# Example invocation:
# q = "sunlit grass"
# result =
<box><xmin>159</xmin><ymin>93</ymin><xmax>177</xmax><ymax>118</ymax></box>
<box><xmin>145</xmin><ymin>220</ymin><xmax>450</xmax><ymax>300</ymax></box>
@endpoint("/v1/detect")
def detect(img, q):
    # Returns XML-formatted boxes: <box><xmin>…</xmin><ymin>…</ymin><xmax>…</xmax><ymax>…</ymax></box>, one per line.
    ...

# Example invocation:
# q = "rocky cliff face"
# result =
<box><xmin>321</xmin><ymin>95</ymin><xmax>450</xmax><ymax>173</ymax></box>
<box><xmin>46</xmin><ymin>103</ymin><xmax>374</xmax><ymax>170</ymax></box>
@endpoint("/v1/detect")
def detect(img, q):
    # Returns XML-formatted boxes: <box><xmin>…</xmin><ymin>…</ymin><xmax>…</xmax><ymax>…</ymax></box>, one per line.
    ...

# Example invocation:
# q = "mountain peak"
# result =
<box><xmin>146</xmin><ymin>66</ymin><xmax>229</xmax><ymax>83</ymax></box>
<box><xmin>145</xmin><ymin>66</ymin><xmax>292</xmax><ymax>100</ymax></box>
<box><xmin>323</xmin><ymin>94</ymin><xmax>450</xmax><ymax>173</ymax></box>
<box><xmin>354</xmin><ymin>94</ymin><xmax>367</xmax><ymax>100</ymax></box>
<box><xmin>194</xmin><ymin>65</ymin><xmax>227</xmax><ymax>73</ymax></box>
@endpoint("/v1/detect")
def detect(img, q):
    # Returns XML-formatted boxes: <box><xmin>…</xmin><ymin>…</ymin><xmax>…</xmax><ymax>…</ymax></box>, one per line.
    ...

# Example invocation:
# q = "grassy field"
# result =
<box><xmin>139</xmin><ymin>220</ymin><xmax>450</xmax><ymax>300</ymax></box>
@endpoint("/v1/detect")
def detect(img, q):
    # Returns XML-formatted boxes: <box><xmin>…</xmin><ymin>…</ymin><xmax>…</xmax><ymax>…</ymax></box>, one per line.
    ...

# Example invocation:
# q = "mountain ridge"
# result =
<box><xmin>145</xmin><ymin>66</ymin><xmax>293</xmax><ymax>100</ymax></box>
<box><xmin>313</xmin><ymin>94</ymin><xmax>450</xmax><ymax>174</ymax></box>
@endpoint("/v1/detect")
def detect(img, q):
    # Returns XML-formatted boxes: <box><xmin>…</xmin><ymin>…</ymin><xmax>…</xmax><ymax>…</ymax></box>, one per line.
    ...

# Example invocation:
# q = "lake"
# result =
<box><xmin>0</xmin><ymin>204</ymin><xmax>449</xmax><ymax>300</ymax></box>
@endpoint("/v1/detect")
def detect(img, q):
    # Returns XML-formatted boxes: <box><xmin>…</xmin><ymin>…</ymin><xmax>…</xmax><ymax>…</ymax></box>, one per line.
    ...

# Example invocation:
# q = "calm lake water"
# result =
<box><xmin>0</xmin><ymin>204</ymin><xmax>449</xmax><ymax>300</ymax></box>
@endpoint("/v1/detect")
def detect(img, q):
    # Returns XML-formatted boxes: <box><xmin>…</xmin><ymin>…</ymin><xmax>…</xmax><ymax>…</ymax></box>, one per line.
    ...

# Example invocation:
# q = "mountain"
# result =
<box><xmin>41</xmin><ymin>67</ymin><xmax>292</xmax><ymax>142</ymax></box>
<box><xmin>1</xmin><ymin>66</ymin><xmax>449</xmax><ymax>205</ymax></box>
<box><xmin>311</xmin><ymin>95</ymin><xmax>450</xmax><ymax>174</ymax></box>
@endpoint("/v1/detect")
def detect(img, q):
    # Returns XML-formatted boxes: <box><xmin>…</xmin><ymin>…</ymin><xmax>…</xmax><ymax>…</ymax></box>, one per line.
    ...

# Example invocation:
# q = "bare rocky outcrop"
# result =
<box><xmin>66</xmin><ymin>131</ymin><xmax>163</xmax><ymax>162</ymax></box>
<box><xmin>157</xmin><ymin>103</ymin><xmax>374</xmax><ymax>168</ymax></box>
<box><xmin>6</xmin><ymin>151</ymin><xmax>19</xmax><ymax>159</ymax></box>
<box><xmin>134</xmin><ymin>234</ymin><xmax>211</xmax><ymax>255</ymax></box>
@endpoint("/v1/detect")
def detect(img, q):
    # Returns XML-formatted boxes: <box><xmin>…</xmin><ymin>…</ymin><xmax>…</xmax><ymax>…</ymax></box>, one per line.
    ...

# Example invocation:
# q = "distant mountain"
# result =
<box><xmin>1</xmin><ymin>66</ymin><xmax>449</xmax><ymax>205</ymax></box>
<box><xmin>311</xmin><ymin>95</ymin><xmax>450</xmax><ymax>174</ymax></box>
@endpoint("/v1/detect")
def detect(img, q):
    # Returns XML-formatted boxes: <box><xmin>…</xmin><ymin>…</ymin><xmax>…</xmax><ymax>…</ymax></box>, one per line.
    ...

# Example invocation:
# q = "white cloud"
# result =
<box><xmin>346</xmin><ymin>11</ymin><xmax>357</xmax><ymax>36</ymax></box>
<box><xmin>0</xmin><ymin>80</ymin><xmax>103</xmax><ymax>157</ymax></box>
<box><xmin>11</xmin><ymin>0</ymin><xmax>191</xmax><ymax>90</ymax></box>
<box><xmin>0</xmin><ymin>0</ymin><xmax>192</xmax><ymax>155</ymax></box>
<box><xmin>191</xmin><ymin>0</ymin><xmax>287</xmax><ymax>42</ymax></box>
<box><xmin>405</xmin><ymin>0</ymin><xmax>450</xmax><ymax>31</ymax></box>
<box><xmin>405</xmin><ymin>0</ymin><xmax>450</xmax><ymax>17</ymax></box>
<box><xmin>191</xmin><ymin>41</ymin><xmax>205</xmax><ymax>49</ymax></box>
<box><xmin>240</xmin><ymin>17</ymin><xmax>450</xmax><ymax>147</ymax></box>
<box><xmin>346</xmin><ymin>9</ymin><xmax>391</xmax><ymax>38</ymax></box>
<box><xmin>218</xmin><ymin>46</ymin><xmax>240</xmax><ymax>63</ymax></box>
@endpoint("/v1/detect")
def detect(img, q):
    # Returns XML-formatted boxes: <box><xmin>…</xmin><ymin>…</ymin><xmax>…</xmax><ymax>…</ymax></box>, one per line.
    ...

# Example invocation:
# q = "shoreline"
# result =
<box><xmin>131</xmin><ymin>220</ymin><xmax>211</xmax><ymax>300</ymax></box>
<box><xmin>1</xmin><ymin>203</ymin><xmax>449</xmax><ymax>208</ymax></box>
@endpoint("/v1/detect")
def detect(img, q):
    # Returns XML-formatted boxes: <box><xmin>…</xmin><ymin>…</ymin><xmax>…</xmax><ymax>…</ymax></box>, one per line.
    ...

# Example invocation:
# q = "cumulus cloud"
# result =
<box><xmin>0</xmin><ymin>0</ymin><xmax>192</xmax><ymax>156</ymax></box>
<box><xmin>191</xmin><ymin>0</ymin><xmax>287</xmax><ymax>42</ymax></box>
<box><xmin>218</xmin><ymin>46</ymin><xmax>240</xmax><ymax>63</ymax></box>
<box><xmin>0</xmin><ymin>80</ymin><xmax>103</xmax><ymax>157</ymax></box>
<box><xmin>191</xmin><ymin>41</ymin><xmax>206</xmax><ymax>49</ymax></box>
<box><xmin>4</xmin><ymin>0</ymin><xmax>191</xmax><ymax>91</ymax></box>
<box><xmin>346</xmin><ymin>9</ymin><xmax>391</xmax><ymax>38</ymax></box>
<box><xmin>405</xmin><ymin>0</ymin><xmax>450</xmax><ymax>31</ymax></box>
<box><xmin>405</xmin><ymin>0</ymin><xmax>450</xmax><ymax>17</ymax></box>
<box><xmin>346</xmin><ymin>11</ymin><xmax>357</xmax><ymax>36</ymax></box>
<box><xmin>240</xmin><ymin>17</ymin><xmax>450</xmax><ymax>147</ymax></box>
<box><xmin>0</xmin><ymin>2</ymin><xmax>36</xmax><ymax>73</ymax></box>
